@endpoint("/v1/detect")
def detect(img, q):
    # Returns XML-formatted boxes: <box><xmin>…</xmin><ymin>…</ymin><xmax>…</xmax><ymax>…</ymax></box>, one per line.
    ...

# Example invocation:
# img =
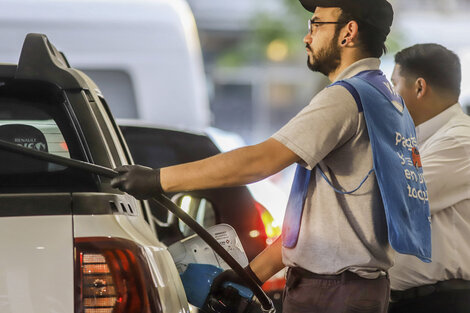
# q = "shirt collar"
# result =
<box><xmin>416</xmin><ymin>103</ymin><xmax>462</xmax><ymax>145</ymax></box>
<box><xmin>333</xmin><ymin>58</ymin><xmax>381</xmax><ymax>82</ymax></box>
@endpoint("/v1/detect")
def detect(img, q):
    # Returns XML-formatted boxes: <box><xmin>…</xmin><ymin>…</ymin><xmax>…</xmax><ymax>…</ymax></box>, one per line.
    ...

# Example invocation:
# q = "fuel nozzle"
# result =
<box><xmin>179</xmin><ymin>263</ymin><xmax>260</xmax><ymax>313</ymax></box>
<box><xmin>205</xmin><ymin>282</ymin><xmax>253</xmax><ymax>313</ymax></box>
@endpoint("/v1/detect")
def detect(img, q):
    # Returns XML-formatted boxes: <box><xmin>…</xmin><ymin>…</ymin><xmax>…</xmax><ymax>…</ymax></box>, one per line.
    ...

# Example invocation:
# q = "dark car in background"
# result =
<box><xmin>119</xmin><ymin>122</ymin><xmax>285</xmax><ymax>310</ymax></box>
<box><xmin>119</xmin><ymin>121</ymin><xmax>280</xmax><ymax>259</ymax></box>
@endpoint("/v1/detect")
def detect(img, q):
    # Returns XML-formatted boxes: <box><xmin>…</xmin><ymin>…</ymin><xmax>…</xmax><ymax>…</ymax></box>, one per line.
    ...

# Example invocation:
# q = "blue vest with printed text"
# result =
<box><xmin>282</xmin><ymin>70</ymin><xmax>432</xmax><ymax>262</ymax></box>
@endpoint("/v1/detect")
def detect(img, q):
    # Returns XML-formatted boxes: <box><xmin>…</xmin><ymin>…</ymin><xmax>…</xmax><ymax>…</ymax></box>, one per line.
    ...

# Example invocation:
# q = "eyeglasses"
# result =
<box><xmin>308</xmin><ymin>18</ymin><xmax>346</xmax><ymax>34</ymax></box>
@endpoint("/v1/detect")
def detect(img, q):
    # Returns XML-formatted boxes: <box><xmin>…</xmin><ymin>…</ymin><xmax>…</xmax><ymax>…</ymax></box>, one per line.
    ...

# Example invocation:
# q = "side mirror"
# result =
<box><xmin>171</xmin><ymin>194</ymin><xmax>217</xmax><ymax>237</ymax></box>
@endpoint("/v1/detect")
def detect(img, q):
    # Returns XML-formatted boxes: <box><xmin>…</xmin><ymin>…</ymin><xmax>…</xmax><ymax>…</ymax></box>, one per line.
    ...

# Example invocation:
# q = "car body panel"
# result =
<box><xmin>0</xmin><ymin>214</ymin><xmax>74</xmax><ymax>313</ymax></box>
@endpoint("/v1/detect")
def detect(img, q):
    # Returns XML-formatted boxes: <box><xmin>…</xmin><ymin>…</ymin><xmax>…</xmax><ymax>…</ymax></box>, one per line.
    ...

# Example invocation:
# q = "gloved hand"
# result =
<box><xmin>110</xmin><ymin>165</ymin><xmax>163</xmax><ymax>200</ymax></box>
<box><xmin>210</xmin><ymin>265</ymin><xmax>263</xmax><ymax>295</ymax></box>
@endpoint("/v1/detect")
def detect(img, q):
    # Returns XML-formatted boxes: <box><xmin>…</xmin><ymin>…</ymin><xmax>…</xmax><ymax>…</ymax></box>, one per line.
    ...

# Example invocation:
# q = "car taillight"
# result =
<box><xmin>74</xmin><ymin>237</ymin><xmax>162</xmax><ymax>313</ymax></box>
<box><xmin>254</xmin><ymin>201</ymin><xmax>281</xmax><ymax>245</ymax></box>
<box><xmin>262</xmin><ymin>268</ymin><xmax>286</xmax><ymax>296</ymax></box>
<box><xmin>262</xmin><ymin>276</ymin><xmax>286</xmax><ymax>291</ymax></box>
<box><xmin>60</xmin><ymin>141</ymin><xmax>69</xmax><ymax>151</ymax></box>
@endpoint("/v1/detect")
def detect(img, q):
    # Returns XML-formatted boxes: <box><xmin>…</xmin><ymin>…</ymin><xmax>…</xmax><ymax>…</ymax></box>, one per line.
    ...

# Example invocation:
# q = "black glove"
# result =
<box><xmin>210</xmin><ymin>265</ymin><xmax>263</xmax><ymax>295</ymax></box>
<box><xmin>110</xmin><ymin>165</ymin><xmax>163</xmax><ymax>200</ymax></box>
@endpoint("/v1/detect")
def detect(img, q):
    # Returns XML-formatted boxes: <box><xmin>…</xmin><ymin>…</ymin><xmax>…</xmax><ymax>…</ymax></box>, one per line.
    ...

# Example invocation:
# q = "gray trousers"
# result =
<box><xmin>282</xmin><ymin>267</ymin><xmax>390</xmax><ymax>313</ymax></box>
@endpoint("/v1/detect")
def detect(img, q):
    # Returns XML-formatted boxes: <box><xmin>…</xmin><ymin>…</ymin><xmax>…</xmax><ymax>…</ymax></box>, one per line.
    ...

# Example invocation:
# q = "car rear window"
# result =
<box><xmin>0</xmin><ymin>104</ymin><xmax>71</xmax><ymax>167</ymax></box>
<box><xmin>120</xmin><ymin>126</ymin><xmax>221</xmax><ymax>168</ymax></box>
<box><xmin>0</xmin><ymin>82</ymin><xmax>98</xmax><ymax>193</ymax></box>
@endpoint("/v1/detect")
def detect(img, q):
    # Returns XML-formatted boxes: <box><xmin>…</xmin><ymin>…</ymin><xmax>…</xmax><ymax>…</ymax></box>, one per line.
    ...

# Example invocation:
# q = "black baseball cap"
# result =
<box><xmin>299</xmin><ymin>0</ymin><xmax>393</xmax><ymax>36</ymax></box>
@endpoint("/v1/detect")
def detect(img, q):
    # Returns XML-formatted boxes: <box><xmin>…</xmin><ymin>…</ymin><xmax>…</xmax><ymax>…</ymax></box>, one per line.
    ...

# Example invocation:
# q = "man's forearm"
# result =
<box><xmin>160</xmin><ymin>138</ymin><xmax>299</xmax><ymax>193</ymax></box>
<box><xmin>161</xmin><ymin>146</ymin><xmax>266</xmax><ymax>192</ymax></box>
<box><xmin>249</xmin><ymin>236</ymin><xmax>285</xmax><ymax>283</ymax></box>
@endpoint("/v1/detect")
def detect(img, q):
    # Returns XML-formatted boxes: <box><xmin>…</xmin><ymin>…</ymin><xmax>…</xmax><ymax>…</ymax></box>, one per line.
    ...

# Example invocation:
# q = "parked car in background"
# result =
<box><xmin>119</xmin><ymin>121</ymin><xmax>285</xmax><ymax>311</ymax></box>
<box><xmin>119</xmin><ymin>121</ymin><xmax>281</xmax><ymax>259</ymax></box>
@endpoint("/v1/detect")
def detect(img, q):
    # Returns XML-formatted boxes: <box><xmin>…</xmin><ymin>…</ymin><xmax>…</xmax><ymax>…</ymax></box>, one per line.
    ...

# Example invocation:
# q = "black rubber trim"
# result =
<box><xmin>0</xmin><ymin>64</ymin><xmax>17</xmax><ymax>79</ymax></box>
<box><xmin>72</xmin><ymin>192</ymin><xmax>137</xmax><ymax>216</ymax></box>
<box><xmin>0</xmin><ymin>193</ymin><xmax>72</xmax><ymax>217</ymax></box>
<box><xmin>0</xmin><ymin>192</ymin><xmax>137</xmax><ymax>217</ymax></box>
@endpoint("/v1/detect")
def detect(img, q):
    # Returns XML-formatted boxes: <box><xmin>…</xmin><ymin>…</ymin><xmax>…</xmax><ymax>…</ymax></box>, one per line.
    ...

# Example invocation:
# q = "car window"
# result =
<box><xmin>0</xmin><ymin>119</ymin><xmax>70</xmax><ymax>158</ymax></box>
<box><xmin>120</xmin><ymin>125</ymin><xmax>221</xmax><ymax>228</ymax></box>
<box><xmin>0</xmin><ymin>110</ymin><xmax>71</xmax><ymax>163</ymax></box>
<box><xmin>0</xmin><ymin>84</ymin><xmax>98</xmax><ymax>193</ymax></box>
<box><xmin>120</xmin><ymin>126</ymin><xmax>220</xmax><ymax>168</ymax></box>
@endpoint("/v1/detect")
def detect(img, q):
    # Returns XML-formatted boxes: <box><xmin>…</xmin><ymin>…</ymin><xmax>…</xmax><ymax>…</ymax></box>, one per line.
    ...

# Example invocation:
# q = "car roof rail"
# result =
<box><xmin>15</xmin><ymin>33</ymin><xmax>87</xmax><ymax>89</ymax></box>
<box><xmin>0</xmin><ymin>64</ymin><xmax>17</xmax><ymax>79</ymax></box>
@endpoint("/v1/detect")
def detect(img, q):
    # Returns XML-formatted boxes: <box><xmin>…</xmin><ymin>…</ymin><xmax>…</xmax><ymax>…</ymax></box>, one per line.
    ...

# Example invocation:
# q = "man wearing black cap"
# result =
<box><xmin>110</xmin><ymin>1</ymin><xmax>427</xmax><ymax>312</ymax></box>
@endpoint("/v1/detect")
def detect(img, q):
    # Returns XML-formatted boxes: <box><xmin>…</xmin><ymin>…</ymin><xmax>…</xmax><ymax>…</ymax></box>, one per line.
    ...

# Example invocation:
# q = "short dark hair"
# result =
<box><xmin>337</xmin><ymin>9</ymin><xmax>388</xmax><ymax>58</ymax></box>
<box><xmin>395</xmin><ymin>43</ymin><xmax>461</xmax><ymax>97</ymax></box>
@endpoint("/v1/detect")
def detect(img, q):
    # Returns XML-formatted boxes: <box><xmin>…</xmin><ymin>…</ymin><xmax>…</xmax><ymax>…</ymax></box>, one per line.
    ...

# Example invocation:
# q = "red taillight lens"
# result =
<box><xmin>74</xmin><ymin>237</ymin><xmax>162</xmax><ymax>313</ymax></box>
<box><xmin>60</xmin><ymin>141</ymin><xmax>69</xmax><ymax>151</ymax></box>
<box><xmin>262</xmin><ymin>276</ymin><xmax>286</xmax><ymax>292</ymax></box>
<box><xmin>262</xmin><ymin>268</ymin><xmax>286</xmax><ymax>294</ymax></box>
<box><xmin>254</xmin><ymin>201</ymin><xmax>281</xmax><ymax>244</ymax></box>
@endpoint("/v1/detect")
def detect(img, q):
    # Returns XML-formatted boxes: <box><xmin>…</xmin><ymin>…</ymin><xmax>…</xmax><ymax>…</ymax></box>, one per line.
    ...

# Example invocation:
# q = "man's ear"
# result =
<box><xmin>341</xmin><ymin>20</ymin><xmax>359</xmax><ymax>46</ymax></box>
<box><xmin>415</xmin><ymin>78</ymin><xmax>427</xmax><ymax>99</ymax></box>
<box><xmin>415</xmin><ymin>77</ymin><xmax>428</xmax><ymax>99</ymax></box>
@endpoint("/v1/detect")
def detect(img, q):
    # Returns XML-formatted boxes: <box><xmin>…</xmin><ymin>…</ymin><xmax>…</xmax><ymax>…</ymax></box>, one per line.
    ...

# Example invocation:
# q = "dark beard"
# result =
<box><xmin>307</xmin><ymin>31</ymin><xmax>341</xmax><ymax>76</ymax></box>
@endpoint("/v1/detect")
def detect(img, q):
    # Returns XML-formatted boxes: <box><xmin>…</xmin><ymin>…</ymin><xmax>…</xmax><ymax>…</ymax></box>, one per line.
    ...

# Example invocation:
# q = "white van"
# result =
<box><xmin>0</xmin><ymin>0</ymin><xmax>210</xmax><ymax>131</ymax></box>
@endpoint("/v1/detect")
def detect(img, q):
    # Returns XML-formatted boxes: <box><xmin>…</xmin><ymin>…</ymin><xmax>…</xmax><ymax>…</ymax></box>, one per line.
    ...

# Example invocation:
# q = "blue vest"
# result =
<box><xmin>282</xmin><ymin>70</ymin><xmax>432</xmax><ymax>263</ymax></box>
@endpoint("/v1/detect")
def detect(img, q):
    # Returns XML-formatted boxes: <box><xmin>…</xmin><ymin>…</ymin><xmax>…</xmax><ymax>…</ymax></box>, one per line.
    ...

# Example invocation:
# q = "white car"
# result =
<box><xmin>0</xmin><ymin>33</ymin><xmax>189</xmax><ymax>313</ymax></box>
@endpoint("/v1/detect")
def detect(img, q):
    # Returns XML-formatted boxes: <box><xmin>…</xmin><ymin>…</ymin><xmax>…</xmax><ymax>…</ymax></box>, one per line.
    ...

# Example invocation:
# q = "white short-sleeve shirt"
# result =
<box><xmin>390</xmin><ymin>103</ymin><xmax>470</xmax><ymax>290</ymax></box>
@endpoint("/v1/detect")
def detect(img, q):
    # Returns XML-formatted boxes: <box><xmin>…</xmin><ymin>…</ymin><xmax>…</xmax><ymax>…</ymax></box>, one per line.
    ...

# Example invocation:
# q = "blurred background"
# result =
<box><xmin>188</xmin><ymin>0</ymin><xmax>470</xmax><ymax>143</ymax></box>
<box><xmin>187</xmin><ymin>0</ymin><xmax>470</xmax><ymax>194</ymax></box>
